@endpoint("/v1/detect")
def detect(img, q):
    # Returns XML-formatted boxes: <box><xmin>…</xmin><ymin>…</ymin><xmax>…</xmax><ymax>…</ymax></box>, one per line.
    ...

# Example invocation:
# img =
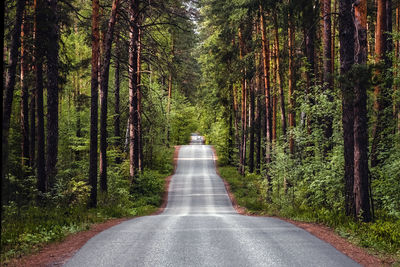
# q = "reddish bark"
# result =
<box><xmin>273</xmin><ymin>13</ymin><xmax>287</xmax><ymax>137</ymax></box>
<box><xmin>353</xmin><ymin>0</ymin><xmax>371</xmax><ymax>222</ymax></box>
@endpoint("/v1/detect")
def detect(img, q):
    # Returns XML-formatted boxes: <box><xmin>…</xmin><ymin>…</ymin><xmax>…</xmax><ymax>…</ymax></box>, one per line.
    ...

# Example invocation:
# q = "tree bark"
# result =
<box><xmin>273</xmin><ymin>13</ymin><xmax>287</xmax><ymax>138</ymax></box>
<box><xmin>89</xmin><ymin>0</ymin><xmax>100</xmax><ymax>208</ymax></box>
<box><xmin>2</xmin><ymin>0</ymin><xmax>25</xmax><ymax>182</ymax></box>
<box><xmin>323</xmin><ymin>0</ymin><xmax>333</xmax><ymax>147</ymax></box>
<box><xmin>45</xmin><ymin>0</ymin><xmax>59</xmax><ymax>188</ymax></box>
<box><xmin>260</xmin><ymin>4</ymin><xmax>272</xmax><ymax>165</ymax></box>
<box><xmin>249</xmin><ymin>80</ymin><xmax>255</xmax><ymax>173</ymax></box>
<box><xmin>20</xmin><ymin>9</ymin><xmax>30</xmax><ymax>167</ymax></box>
<box><xmin>114</xmin><ymin>30</ymin><xmax>121</xmax><ymax>164</ymax></box>
<box><xmin>339</xmin><ymin>0</ymin><xmax>355</xmax><ymax>217</ymax></box>
<box><xmin>129</xmin><ymin>0</ymin><xmax>139</xmax><ymax>180</ymax></box>
<box><xmin>288</xmin><ymin>5</ymin><xmax>296</xmax><ymax>154</ymax></box>
<box><xmin>137</xmin><ymin>24</ymin><xmax>143</xmax><ymax>172</ymax></box>
<box><xmin>99</xmin><ymin>0</ymin><xmax>120</xmax><ymax>191</ymax></box>
<box><xmin>238</xmin><ymin>27</ymin><xmax>247</xmax><ymax>176</ymax></box>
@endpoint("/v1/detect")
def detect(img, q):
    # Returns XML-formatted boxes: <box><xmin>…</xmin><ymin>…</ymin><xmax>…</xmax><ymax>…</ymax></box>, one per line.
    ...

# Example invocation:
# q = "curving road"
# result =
<box><xmin>65</xmin><ymin>135</ymin><xmax>359</xmax><ymax>267</ymax></box>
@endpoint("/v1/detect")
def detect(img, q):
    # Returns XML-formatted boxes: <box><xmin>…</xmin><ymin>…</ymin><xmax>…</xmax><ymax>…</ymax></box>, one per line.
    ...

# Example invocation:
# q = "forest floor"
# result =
<box><xmin>3</xmin><ymin>145</ymin><xmax>395</xmax><ymax>266</ymax></box>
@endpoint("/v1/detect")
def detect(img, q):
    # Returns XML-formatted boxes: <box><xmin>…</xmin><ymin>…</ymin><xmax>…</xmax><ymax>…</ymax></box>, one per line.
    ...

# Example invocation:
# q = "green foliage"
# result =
<box><xmin>170</xmin><ymin>94</ymin><xmax>200</xmax><ymax>145</ymax></box>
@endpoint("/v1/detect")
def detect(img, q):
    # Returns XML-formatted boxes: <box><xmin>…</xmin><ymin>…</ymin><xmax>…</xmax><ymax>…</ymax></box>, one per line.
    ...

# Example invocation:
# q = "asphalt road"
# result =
<box><xmin>65</xmin><ymin>135</ymin><xmax>359</xmax><ymax>267</ymax></box>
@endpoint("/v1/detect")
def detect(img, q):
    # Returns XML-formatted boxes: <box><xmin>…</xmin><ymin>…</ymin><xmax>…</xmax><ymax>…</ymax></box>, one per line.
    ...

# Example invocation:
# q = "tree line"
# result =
<box><xmin>2</xmin><ymin>0</ymin><xmax>199</xmax><ymax>235</ymax></box>
<box><xmin>198</xmin><ymin>0</ymin><xmax>400</xmax><ymax>223</ymax></box>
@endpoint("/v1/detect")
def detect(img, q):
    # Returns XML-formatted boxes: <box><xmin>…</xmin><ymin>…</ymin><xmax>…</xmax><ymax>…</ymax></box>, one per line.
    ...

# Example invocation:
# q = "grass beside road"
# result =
<box><xmin>218</xmin><ymin>165</ymin><xmax>400</xmax><ymax>264</ymax></box>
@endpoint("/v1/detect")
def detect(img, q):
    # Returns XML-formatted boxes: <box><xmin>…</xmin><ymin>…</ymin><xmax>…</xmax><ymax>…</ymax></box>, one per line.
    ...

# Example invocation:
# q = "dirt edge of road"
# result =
<box><xmin>210</xmin><ymin>146</ymin><xmax>392</xmax><ymax>267</ymax></box>
<box><xmin>4</xmin><ymin>146</ymin><xmax>181</xmax><ymax>267</ymax></box>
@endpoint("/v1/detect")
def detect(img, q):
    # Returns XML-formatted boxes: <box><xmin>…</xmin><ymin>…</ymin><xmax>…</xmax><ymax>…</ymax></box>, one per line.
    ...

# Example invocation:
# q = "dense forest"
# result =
<box><xmin>1</xmin><ymin>0</ymin><xmax>400</xmax><ymax>262</ymax></box>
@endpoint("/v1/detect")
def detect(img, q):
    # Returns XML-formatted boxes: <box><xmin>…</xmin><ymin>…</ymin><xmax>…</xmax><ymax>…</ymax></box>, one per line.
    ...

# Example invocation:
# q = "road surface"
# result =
<box><xmin>65</xmin><ymin>135</ymin><xmax>359</xmax><ymax>267</ymax></box>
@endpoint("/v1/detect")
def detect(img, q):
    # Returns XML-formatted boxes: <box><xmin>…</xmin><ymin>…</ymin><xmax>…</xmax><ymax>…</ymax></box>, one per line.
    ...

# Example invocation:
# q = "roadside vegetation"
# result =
<box><xmin>1</xmin><ymin>148</ymin><xmax>173</xmax><ymax>262</ymax></box>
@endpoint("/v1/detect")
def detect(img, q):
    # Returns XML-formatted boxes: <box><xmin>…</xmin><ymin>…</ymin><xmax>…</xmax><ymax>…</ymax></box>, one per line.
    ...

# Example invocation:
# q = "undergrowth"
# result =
<box><xmin>1</xmin><ymin>149</ymin><xmax>174</xmax><ymax>263</ymax></box>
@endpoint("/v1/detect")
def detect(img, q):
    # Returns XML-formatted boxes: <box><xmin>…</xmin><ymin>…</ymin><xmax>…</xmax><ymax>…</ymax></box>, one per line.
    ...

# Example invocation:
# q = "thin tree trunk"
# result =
<box><xmin>99</xmin><ymin>0</ymin><xmax>120</xmax><ymax>191</ymax></box>
<box><xmin>332</xmin><ymin>0</ymin><xmax>337</xmax><ymax>78</ymax></box>
<box><xmin>35</xmin><ymin>0</ymin><xmax>46</xmax><ymax>194</ymax></box>
<box><xmin>89</xmin><ymin>0</ymin><xmax>100</xmax><ymax>208</ymax></box>
<box><xmin>239</xmin><ymin>28</ymin><xmax>247</xmax><ymax>175</ymax></box>
<box><xmin>339</xmin><ymin>0</ymin><xmax>355</xmax><ymax>217</ymax></box>
<box><xmin>29</xmin><ymin>78</ymin><xmax>36</xmax><ymax>168</ymax></box>
<box><xmin>20</xmin><ymin>9</ymin><xmax>30</xmax><ymax>167</ymax></box>
<box><xmin>45</xmin><ymin>0</ymin><xmax>59</xmax><ymax>188</ymax></box>
<box><xmin>233</xmin><ymin>84</ymin><xmax>240</xmax><ymax>160</ymax></box>
<box><xmin>114</xmin><ymin>30</ymin><xmax>121</xmax><ymax>164</ymax></box>
<box><xmin>249</xmin><ymin>80</ymin><xmax>255</xmax><ymax>173</ymax></box>
<box><xmin>137</xmin><ymin>24</ymin><xmax>143</xmax><ymax>172</ymax></box>
<box><xmin>272</xmin><ymin>43</ymin><xmax>277</xmax><ymax>143</ymax></box>
<box><xmin>255</xmin><ymin>41</ymin><xmax>262</xmax><ymax>173</ymax></box>
<box><xmin>260</xmin><ymin>4</ymin><xmax>272</xmax><ymax>165</ymax></box>
<box><xmin>288</xmin><ymin>5</ymin><xmax>296</xmax><ymax>154</ymax></box>
<box><xmin>129</xmin><ymin>0</ymin><xmax>139</xmax><ymax>180</ymax></box>
<box><xmin>353</xmin><ymin>0</ymin><xmax>372</xmax><ymax>222</ymax></box>
<box><xmin>2</xmin><ymin>0</ymin><xmax>25</xmax><ymax>182</ymax></box>
<box><xmin>323</xmin><ymin>0</ymin><xmax>333</xmax><ymax>148</ymax></box>
<box><xmin>273</xmin><ymin>13</ymin><xmax>287</xmax><ymax>137</ymax></box>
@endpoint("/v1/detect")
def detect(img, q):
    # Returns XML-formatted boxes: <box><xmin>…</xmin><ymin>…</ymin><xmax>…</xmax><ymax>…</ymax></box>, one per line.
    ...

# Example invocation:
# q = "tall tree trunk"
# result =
<box><xmin>273</xmin><ymin>13</ymin><xmax>287</xmax><ymax>137</ymax></box>
<box><xmin>371</xmin><ymin>0</ymin><xmax>393</xmax><ymax>167</ymax></box>
<box><xmin>249</xmin><ymin>80</ymin><xmax>255</xmax><ymax>173</ymax></box>
<box><xmin>323</xmin><ymin>0</ymin><xmax>333</xmax><ymax>148</ymax></box>
<box><xmin>129</xmin><ymin>0</ymin><xmax>139</xmax><ymax>180</ymax></box>
<box><xmin>20</xmin><ymin>9</ymin><xmax>30</xmax><ymax>167</ymax></box>
<box><xmin>288</xmin><ymin>4</ymin><xmax>296</xmax><ymax>154</ymax></box>
<box><xmin>255</xmin><ymin>42</ymin><xmax>262</xmax><ymax>173</ymax></box>
<box><xmin>99</xmin><ymin>0</ymin><xmax>120</xmax><ymax>191</ymax></box>
<box><xmin>137</xmin><ymin>24</ymin><xmax>143</xmax><ymax>172</ymax></box>
<box><xmin>238</xmin><ymin>28</ymin><xmax>247</xmax><ymax>176</ymax></box>
<box><xmin>114</xmin><ymin>30</ymin><xmax>121</xmax><ymax>164</ymax></box>
<box><xmin>332</xmin><ymin>0</ymin><xmax>337</xmax><ymax>77</ymax></box>
<box><xmin>339</xmin><ymin>0</ymin><xmax>355</xmax><ymax>217</ymax></box>
<box><xmin>260</xmin><ymin>4</ymin><xmax>272</xmax><ymax>166</ymax></box>
<box><xmin>272</xmin><ymin>43</ymin><xmax>277</xmax><ymax>143</ymax></box>
<box><xmin>2</xmin><ymin>0</ymin><xmax>25</xmax><ymax>182</ymax></box>
<box><xmin>232</xmin><ymin>83</ymin><xmax>240</xmax><ymax>160</ymax></box>
<box><xmin>29</xmin><ymin>79</ymin><xmax>36</xmax><ymax>168</ymax></box>
<box><xmin>34</xmin><ymin>0</ymin><xmax>46</xmax><ymax>193</ymax></box>
<box><xmin>303</xmin><ymin>1</ymin><xmax>317</xmax><ymax>135</ymax></box>
<box><xmin>89</xmin><ymin>0</ymin><xmax>100</xmax><ymax>208</ymax></box>
<box><xmin>353</xmin><ymin>0</ymin><xmax>372</xmax><ymax>222</ymax></box>
<box><xmin>45</xmin><ymin>0</ymin><xmax>59</xmax><ymax>188</ymax></box>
